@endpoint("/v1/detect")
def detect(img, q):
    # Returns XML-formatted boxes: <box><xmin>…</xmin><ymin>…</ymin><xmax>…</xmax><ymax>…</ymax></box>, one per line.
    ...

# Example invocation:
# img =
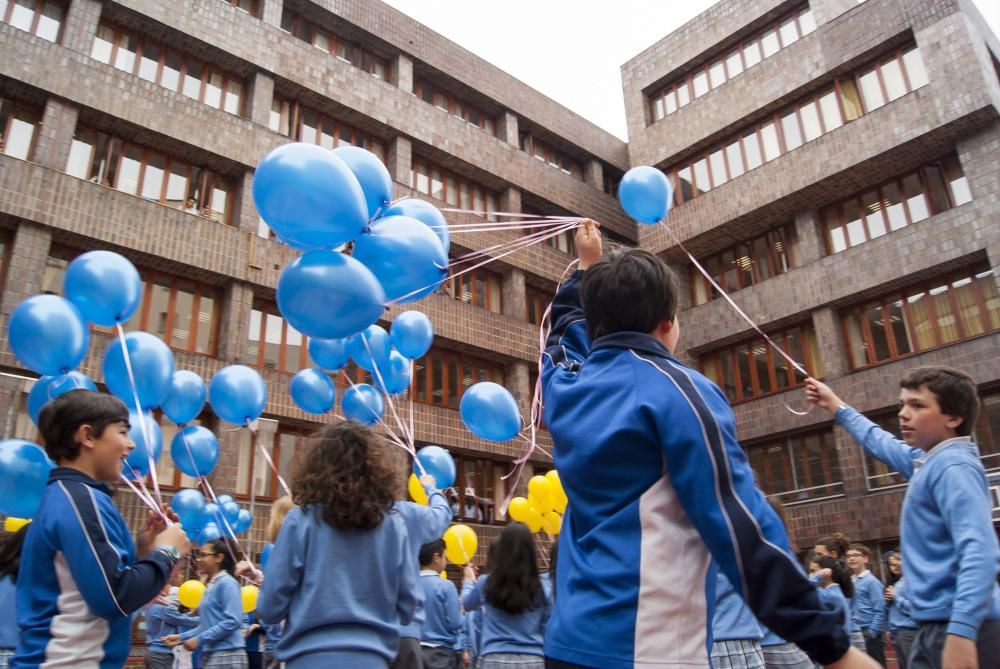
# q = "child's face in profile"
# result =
<box><xmin>808</xmin><ymin>561</ymin><xmax>820</xmax><ymax>576</ymax></box>
<box><xmin>88</xmin><ymin>419</ymin><xmax>134</xmax><ymax>482</ymax></box>
<box><xmin>897</xmin><ymin>385</ymin><xmax>963</xmax><ymax>451</ymax></box>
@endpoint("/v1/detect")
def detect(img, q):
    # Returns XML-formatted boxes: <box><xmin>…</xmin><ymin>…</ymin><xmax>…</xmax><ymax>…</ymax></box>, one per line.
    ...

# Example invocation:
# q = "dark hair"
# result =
<box><xmin>816</xmin><ymin>533</ymin><xmax>850</xmax><ymax>558</ymax></box>
<box><xmin>484</xmin><ymin>522</ymin><xmax>543</xmax><ymax>614</ymax></box>
<box><xmin>885</xmin><ymin>550</ymin><xmax>902</xmax><ymax>585</ymax></box>
<box><xmin>848</xmin><ymin>543</ymin><xmax>872</xmax><ymax>558</ymax></box>
<box><xmin>900</xmin><ymin>366</ymin><xmax>980</xmax><ymax>437</ymax></box>
<box><xmin>419</xmin><ymin>539</ymin><xmax>446</xmax><ymax>567</ymax></box>
<box><xmin>293</xmin><ymin>421</ymin><xmax>398</xmax><ymax>531</ymax></box>
<box><xmin>205</xmin><ymin>538</ymin><xmax>237</xmax><ymax>576</ymax></box>
<box><xmin>38</xmin><ymin>390</ymin><xmax>129</xmax><ymax>462</ymax></box>
<box><xmin>813</xmin><ymin>555</ymin><xmax>853</xmax><ymax>598</ymax></box>
<box><xmin>0</xmin><ymin>525</ymin><xmax>30</xmax><ymax>581</ymax></box>
<box><xmin>580</xmin><ymin>249</ymin><xmax>678</xmax><ymax>340</ymax></box>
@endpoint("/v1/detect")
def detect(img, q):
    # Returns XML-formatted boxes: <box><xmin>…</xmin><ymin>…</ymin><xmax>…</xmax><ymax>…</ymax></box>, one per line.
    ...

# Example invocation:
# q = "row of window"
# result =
<box><xmin>649</xmin><ymin>5</ymin><xmax>816</xmax><ymax>123</ymax></box>
<box><xmin>268</xmin><ymin>98</ymin><xmax>387</xmax><ymax>162</ymax></box>
<box><xmin>414</xmin><ymin>78</ymin><xmax>497</xmax><ymax>135</ymax></box>
<box><xmin>691</xmin><ymin>223</ymin><xmax>799</xmax><ymax>306</ymax></box>
<box><xmin>440</xmin><ymin>267</ymin><xmax>504</xmax><ymax>313</ymax></box>
<box><xmin>91</xmin><ymin>23</ymin><xmax>245</xmax><ymax>117</ymax></box>
<box><xmin>520</xmin><ymin>134</ymin><xmax>583</xmax><ymax>179</ymax></box>
<box><xmin>410</xmin><ymin>159</ymin><xmax>499</xmax><ymax>220</ymax></box>
<box><xmin>0</xmin><ymin>97</ymin><xmax>40</xmax><ymax>161</ymax></box>
<box><xmin>280</xmin><ymin>8</ymin><xmax>388</xmax><ymax>80</ymax></box>
<box><xmin>0</xmin><ymin>0</ymin><xmax>62</xmax><ymax>43</ymax></box>
<box><xmin>667</xmin><ymin>46</ymin><xmax>929</xmax><ymax>206</ymax></box>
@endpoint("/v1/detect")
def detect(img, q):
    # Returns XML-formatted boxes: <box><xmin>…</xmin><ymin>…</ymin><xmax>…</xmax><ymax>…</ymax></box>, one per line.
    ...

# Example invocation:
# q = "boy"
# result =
<box><xmin>807</xmin><ymin>370</ymin><xmax>1000</xmax><ymax>669</ymax></box>
<box><xmin>13</xmin><ymin>390</ymin><xmax>190</xmax><ymax>669</ymax></box>
<box><xmin>417</xmin><ymin>539</ymin><xmax>462</xmax><ymax>669</ymax></box>
<box><xmin>845</xmin><ymin>544</ymin><xmax>886</xmax><ymax>665</ymax></box>
<box><xmin>542</xmin><ymin>220</ymin><xmax>873</xmax><ymax>669</ymax></box>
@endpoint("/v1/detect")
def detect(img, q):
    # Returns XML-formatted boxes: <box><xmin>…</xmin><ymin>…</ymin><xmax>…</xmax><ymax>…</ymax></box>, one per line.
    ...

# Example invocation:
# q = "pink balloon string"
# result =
<box><xmin>115</xmin><ymin>323</ymin><xmax>165</xmax><ymax>506</ymax></box>
<box><xmin>242</xmin><ymin>418</ymin><xmax>292</xmax><ymax>498</ymax></box>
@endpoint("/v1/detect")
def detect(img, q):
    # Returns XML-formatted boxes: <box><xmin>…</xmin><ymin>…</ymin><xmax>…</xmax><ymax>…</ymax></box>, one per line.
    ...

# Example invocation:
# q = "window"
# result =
<box><xmin>842</xmin><ymin>266</ymin><xmax>999</xmax><ymax>370</ymax></box>
<box><xmin>975</xmin><ymin>390</ymin><xmax>1000</xmax><ymax>473</ymax></box>
<box><xmin>748</xmin><ymin>429</ymin><xmax>843</xmax><ymax>504</ymax></box>
<box><xmin>154</xmin><ymin>412</ymin><xmax>207</xmax><ymax>489</ymax></box>
<box><xmin>414</xmin><ymin>78</ymin><xmax>496</xmax><ymax>135</ymax></box>
<box><xmin>542</xmin><ymin>229</ymin><xmax>576</xmax><ymax>255</ymax></box>
<box><xmin>860</xmin><ymin>410</ymin><xmax>908</xmax><ymax>489</ymax></box>
<box><xmin>280</xmin><ymin>8</ymin><xmax>388</xmax><ymax>80</ymax></box>
<box><xmin>700</xmin><ymin>324</ymin><xmax>823</xmax><ymax>403</ymax></box>
<box><xmin>520</xmin><ymin>134</ymin><xmax>583</xmax><ymax>179</ymax></box>
<box><xmin>822</xmin><ymin>154</ymin><xmax>970</xmax><ymax>254</ymax></box>
<box><xmin>526</xmin><ymin>285</ymin><xmax>554</xmax><ymax>325</ymax></box>
<box><xmin>235</xmin><ymin>423</ymin><xmax>308</xmax><ymax>500</ymax></box>
<box><xmin>690</xmin><ymin>224</ymin><xmax>798</xmax><ymax>305</ymax></box>
<box><xmin>448</xmin><ymin>454</ymin><xmax>508</xmax><ymax>524</ymax></box>
<box><xmin>1</xmin><ymin>0</ymin><xmax>63</xmax><ymax>42</ymax></box>
<box><xmin>91</xmin><ymin>24</ymin><xmax>245</xmax><ymax>116</ymax></box>
<box><xmin>412</xmin><ymin>348</ymin><xmax>504</xmax><ymax>409</ymax></box>
<box><xmin>0</xmin><ymin>97</ymin><xmax>41</xmax><ymax>161</ymax></box>
<box><xmin>268</xmin><ymin>97</ymin><xmax>387</xmax><ymax>162</ymax></box>
<box><xmin>411</xmin><ymin>158</ymin><xmax>498</xmax><ymax>221</ymax></box>
<box><xmin>441</xmin><ymin>267</ymin><xmax>502</xmax><ymax>313</ymax></box>
<box><xmin>65</xmin><ymin>127</ymin><xmax>234</xmax><ymax>224</ymax></box>
<box><xmin>248</xmin><ymin>301</ymin><xmax>308</xmax><ymax>374</ymax></box>
<box><xmin>218</xmin><ymin>0</ymin><xmax>258</xmax><ymax>16</ymax></box>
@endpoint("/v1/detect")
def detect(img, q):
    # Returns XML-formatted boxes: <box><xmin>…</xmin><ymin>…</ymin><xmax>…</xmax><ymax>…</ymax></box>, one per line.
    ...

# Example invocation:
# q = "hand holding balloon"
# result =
<box><xmin>576</xmin><ymin>219</ymin><xmax>603</xmax><ymax>271</ymax></box>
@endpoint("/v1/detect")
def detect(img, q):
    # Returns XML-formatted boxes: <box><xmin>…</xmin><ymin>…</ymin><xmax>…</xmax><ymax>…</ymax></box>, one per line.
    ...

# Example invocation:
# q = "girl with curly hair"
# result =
<box><xmin>257</xmin><ymin>421</ymin><xmax>419</xmax><ymax>668</ymax></box>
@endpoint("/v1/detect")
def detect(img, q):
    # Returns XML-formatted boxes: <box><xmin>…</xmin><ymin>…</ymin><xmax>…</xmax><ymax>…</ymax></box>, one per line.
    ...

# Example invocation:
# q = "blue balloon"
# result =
<box><xmin>216</xmin><ymin>494</ymin><xmax>235</xmax><ymax>507</ymax></box>
<box><xmin>63</xmin><ymin>250</ymin><xmax>142</xmax><ymax>326</ymax></box>
<box><xmin>260</xmin><ymin>543</ymin><xmax>274</xmax><ymax>569</ymax></box>
<box><xmin>28</xmin><ymin>372</ymin><xmax>98</xmax><ymax>425</ymax></box>
<box><xmin>0</xmin><ymin>439</ymin><xmax>55</xmax><ymax>518</ymax></box>
<box><xmin>390</xmin><ymin>311</ymin><xmax>434</xmax><ymax>360</ymax></box>
<box><xmin>290</xmin><ymin>368</ymin><xmax>336</xmax><ymax>414</ymax></box>
<box><xmin>201</xmin><ymin>522</ymin><xmax>222</xmax><ymax>543</ymax></box>
<box><xmin>8</xmin><ymin>295</ymin><xmax>90</xmax><ymax>375</ymax></box>
<box><xmin>209</xmin><ymin>365</ymin><xmax>267</xmax><ymax>426</ymax></box>
<box><xmin>277</xmin><ymin>250</ymin><xmax>386</xmax><ymax>340</ymax></box>
<box><xmin>374</xmin><ymin>351</ymin><xmax>411</xmax><ymax>396</ymax></box>
<box><xmin>341</xmin><ymin>384</ymin><xmax>385</xmax><ymax>426</ymax></box>
<box><xmin>221</xmin><ymin>500</ymin><xmax>240</xmax><ymax>526</ymax></box>
<box><xmin>380</xmin><ymin>198</ymin><xmax>450</xmax><ymax>254</ymax></box>
<box><xmin>235</xmin><ymin>509</ymin><xmax>252</xmax><ymax>534</ymax></box>
<box><xmin>162</xmin><ymin>370</ymin><xmax>206</xmax><ymax>425</ymax></box>
<box><xmin>123</xmin><ymin>410</ymin><xmax>163</xmax><ymax>479</ymax></box>
<box><xmin>252</xmin><ymin>142</ymin><xmax>368</xmax><ymax>251</ymax></box>
<box><xmin>618</xmin><ymin>165</ymin><xmax>673</xmax><ymax>225</ymax></box>
<box><xmin>332</xmin><ymin>146</ymin><xmax>393</xmax><ymax>221</ymax></box>
<box><xmin>353</xmin><ymin>215</ymin><xmax>448</xmax><ymax>303</ymax></box>
<box><xmin>200</xmin><ymin>502</ymin><xmax>219</xmax><ymax>527</ymax></box>
<box><xmin>414</xmin><ymin>445</ymin><xmax>456</xmax><ymax>489</ymax></box>
<box><xmin>170</xmin><ymin>488</ymin><xmax>206</xmax><ymax>530</ymax></box>
<box><xmin>460</xmin><ymin>382</ymin><xmax>522</xmax><ymax>442</ymax></box>
<box><xmin>347</xmin><ymin>325</ymin><xmax>392</xmax><ymax>373</ymax></box>
<box><xmin>27</xmin><ymin>376</ymin><xmax>55</xmax><ymax>425</ymax></box>
<box><xmin>103</xmin><ymin>332</ymin><xmax>175</xmax><ymax>410</ymax></box>
<box><xmin>170</xmin><ymin>425</ymin><xmax>219</xmax><ymax>477</ymax></box>
<box><xmin>308</xmin><ymin>337</ymin><xmax>350</xmax><ymax>371</ymax></box>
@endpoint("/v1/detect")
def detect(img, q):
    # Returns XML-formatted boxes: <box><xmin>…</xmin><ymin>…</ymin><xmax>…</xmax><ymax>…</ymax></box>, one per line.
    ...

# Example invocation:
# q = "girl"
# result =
<box><xmin>809</xmin><ymin>555</ymin><xmax>860</xmax><ymax>651</ymax></box>
<box><xmin>884</xmin><ymin>553</ymin><xmax>917</xmax><ymax>669</ymax></box>
<box><xmin>257</xmin><ymin>421</ymin><xmax>418</xmax><ymax>668</ymax></box>
<box><xmin>814</xmin><ymin>534</ymin><xmax>850</xmax><ymax>563</ymax></box>
<box><xmin>461</xmin><ymin>522</ymin><xmax>551</xmax><ymax>669</ymax></box>
<box><xmin>163</xmin><ymin>539</ymin><xmax>247</xmax><ymax>668</ymax></box>
<box><xmin>0</xmin><ymin>524</ymin><xmax>28</xmax><ymax>668</ymax></box>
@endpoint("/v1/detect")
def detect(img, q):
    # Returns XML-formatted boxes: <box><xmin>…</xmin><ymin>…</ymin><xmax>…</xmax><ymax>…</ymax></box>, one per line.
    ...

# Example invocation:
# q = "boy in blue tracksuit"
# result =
<box><xmin>542</xmin><ymin>221</ymin><xmax>867</xmax><ymax>669</ymax></box>
<box><xmin>418</xmin><ymin>539</ymin><xmax>462</xmax><ymax>669</ymax></box>
<box><xmin>807</xmin><ymin>369</ymin><xmax>1000</xmax><ymax>669</ymax></box>
<box><xmin>13</xmin><ymin>390</ymin><xmax>190</xmax><ymax>669</ymax></box>
<box><xmin>846</xmin><ymin>544</ymin><xmax>886</xmax><ymax>665</ymax></box>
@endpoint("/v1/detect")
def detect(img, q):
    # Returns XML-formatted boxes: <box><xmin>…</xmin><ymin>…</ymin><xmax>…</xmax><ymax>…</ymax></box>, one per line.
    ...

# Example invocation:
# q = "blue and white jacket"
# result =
<box><xmin>396</xmin><ymin>491</ymin><xmax>453</xmax><ymax>639</ymax></box>
<box><xmin>12</xmin><ymin>467</ymin><xmax>175</xmax><ymax>669</ymax></box>
<box><xmin>179</xmin><ymin>571</ymin><xmax>244</xmax><ymax>652</ymax></box>
<box><xmin>541</xmin><ymin>271</ymin><xmax>850</xmax><ymax>668</ymax></box>
<box><xmin>836</xmin><ymin>406</ymin><xmax>1000</xmax><ymax>639</ymax></box>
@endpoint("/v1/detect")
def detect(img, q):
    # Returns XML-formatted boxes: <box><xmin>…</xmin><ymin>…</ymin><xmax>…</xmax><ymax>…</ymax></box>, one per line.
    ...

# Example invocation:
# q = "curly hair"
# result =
<box><xmin>292</xmin><ymin>421</ymin><xmax>399</xmax><ymax>531</ymax></box>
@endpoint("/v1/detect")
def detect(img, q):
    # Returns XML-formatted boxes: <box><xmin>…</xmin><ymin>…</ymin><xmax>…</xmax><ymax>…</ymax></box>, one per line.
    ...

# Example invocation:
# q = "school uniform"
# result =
<box><xmin>851</xmin><ymin>569</ymin><xmax>886</xmax><ymax>665</ymax></box>
<box><xmin>887</xmin><ymin>577</ymin><xmax>918</xmax><ymax>669</ymax></box>
<box><xmin>180</xmin><ymin>571</ymin><xmax>247</xmax><ymax>668</ymax></box>
<box><xmin>244</xmin><ymin>612</ymin><xmax>265</xmax><ymax>669</ymax></box>
<box><xmin>758</xmin><ymin>626</ymin><xmax>813</xmax><ymax>669</ymax></box>
<box><xmin>711</xmin><ymin>570</ymin><xmax>765</xmax><ymax>669</ymax></box>
<box><xmin>0</xmin><ymin>576</ymin><xmax>16</xmax><ymax>669</ymax></box>
<box><xmin>419</xmin><ymin>570</ymin><xmax>463</xmax><ymax>669</ymax></box>
<box><xmin>462</xmin><ymin>575</ymin><xmax>551</xmax><ymax>669</ymax></box>
<box><xmin>144</xmin><ymin>601</ymin><xmax>198</xmax><ymax>669</ymax></box>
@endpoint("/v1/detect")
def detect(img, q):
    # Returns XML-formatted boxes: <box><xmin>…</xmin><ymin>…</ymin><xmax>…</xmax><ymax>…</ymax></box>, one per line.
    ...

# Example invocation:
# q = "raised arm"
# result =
<box><xmin>542</xmin><ymin>220</ymin><xmax>601</xmax><ymax>376</ymax></box>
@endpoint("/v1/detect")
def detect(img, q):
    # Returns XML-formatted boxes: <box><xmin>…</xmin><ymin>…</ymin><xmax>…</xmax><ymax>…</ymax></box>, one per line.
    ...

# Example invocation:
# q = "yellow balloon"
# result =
<box><xmin>178</xmin><ymin>580</ymin><xmax>205</xmax><ymax>609</ymax></box>
<box><xmin>408</xmin><ymin>474</ymin><xmax>428</xmax><ymax>506</ymax></box>
<box><xmin>241</xmin><ymin>584</ymin><xmax>259</xmax><ymax>613</ymax></box>
<box><xmin>527</xmin><ymin>476</ymin><xmax>552</xmax><ymax>510</ymax></box>
<box><xmin>4</xmin><ymin>517</ymin><xmax>30</xmax><ymax>533</ymax></box>
<box><xmin>440</xmin><ymin>571</ymin><xmax>448</xmax><ymax>581</ymax></box>
<box><xmin>546</xmin><ymin>470</ymin><xmax>569</xmax><ymax>514</ymax></box>
<box><xmin>507</xmin><ymin>496</ymin><xmax>530</xmax><ymax>522</ymax></box>
<box><xmin>542</xmin><ymin>511</ymin><xmax>562</xmax><ymax>536</ymax></box>
<box><xmin>526</xmin><ymin>507</ymin><xmax>543</xmax><ymax>533</ymax></box>
<box><xmin>443</xmin><ymin>524</ymin><xmax>478</xmax><ymax>565</ymax></box>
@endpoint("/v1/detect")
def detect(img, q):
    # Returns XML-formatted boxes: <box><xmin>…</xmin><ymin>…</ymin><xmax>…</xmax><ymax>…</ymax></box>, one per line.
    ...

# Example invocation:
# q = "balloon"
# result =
<box><xmin>170</xmin><ymin>489</ymin><xmax>207</xmax><ymax>530</ymax></box>
<box><xmin>341</xmin><ymin>384</ymin><xmax>385</xmax><ymax>426</ymax></box>
<box><xmin>527</xmin><ymin>475</ymin><xmax>553</xmax><ymax>512</ymax></box>
<box><xmin>209</xmin><ymin>365</ymin><xmax>267</xmax><ymax>425</ymax></box>
<box><xmin>619</xmin><ymin>165</ymin><xmax>673</xmax><ymax>225</ymax></box>
<box><xmin>235</xmin><ymin>509</ymin><xmax>252</xmax><ymax>534</ymax></box>
<box><xmin>542</xmin><ymin>511</ymin><xmax>562</xmax><ymax>535</ymax></box>
<box><xmin>178</xmin><ymin>580</ymin><xmax>206</xmax><ymax>609</ymax></box>
<box><xmin>260</xmin><ymin>543</ymin><xmax>274</xmax><ymax>569</ymax></box>
<box><xmin>0</xmin><ymin>440</ymin><xmax>54</xmax><ymax>518</ymax></box>
<box><xmin>443</xmin><ymin>524</ymin><xmax>478</xmax><ymax>565</ymax></box>
<box><xmin>290</xmin><ymin>368</ymin><xmax>336</xmax><ymax>414</ymax></box>
<box><xmin>241</xmin><ymin>584</ymin><xmax>260</xmax><ymax>613</ymax></box>
<box><xmin>546</xmin><ymin>470</ymin><xmax>568</xmax><ymax>514</ymax></box>
<box><xmin>407</xmin><ymin>473</ymin><xmax>428</xmax><ymax>505</ymax></box>
<box><xmin>3</xmin><ymin>517</ymin><xmax>29</xmax><ymax>533</ymax></box>
<box><xmin>440</xmin><ymin>571</ymin><xmax>448</xmax><ymax>581</ymax></box>
<box><xmin>162</xmin><ymin>371</ymin><xmax>206</xmax><ymax>425</ymax></box>
<box><xmin>507</xmin><ymin>496</ymin><xmax>531</xmax><ymax>523</ymax></box>
<box><xmin>352</xmin><ymin>215</ymin><xmax>448</xmax><ymax>303</ymax></box>
<box><xmin>347</xmin><ymin>325</ymin><xmax>392</xmax><ymax>373</ymax></box>
<box><xmin>459</xmin><ymin>382</ymin><xmax>521</xmax><ymax>442</ymax></box>
<box><xmin>221</xmin><ymin>500</ymin><xmax>240</xmax><ymax>526</ymax></box>
<box><xmin>200</xmin><ymin>503</ymin><xmax>219</xmax><ymax>528</ymax></box>
<box><xmin>252</xmin><ymin>142</ymin><xmax>368</xmax><ymax>250</ymax></box>
<box><xmin>374</xmin><ymin>351</ymin><xmax>411</xmax><ymax>396</ymax></box>
<box><xmin>8</xmin><ymin>295</ymin><xmax>89</xmax><ymax>375</ymax></box>
<box><xmin>380</xmin><ymin>198</ymin><xmax>450</xmax><ymax>254</ymax></box>
<box><xmin>390</xmin><ymin>311</ymin><xmax>434</xmax><ymax>360</ymax></box>
<box><xmin>28</xmin><ymin>372</ymin><xmax>98</xmax><ymax>425</ymax></box>
<box><xmin>123</xmin><ymin>410</ymin><xmax>163</xmax><ymax>479</ymax></box>
<box><xmin>201</xmin><ymin>522</ymin><xmax>222</xmax><ymax>543</ymax></box>
<box><xmin>414</xmin><ymin>445</ymin><xmax>456</xmax><ymax>489</ymax></box>
<box><xmin>308</xmin><ymin>337</ymin><xmax>350</xmax><ymax>371</ymax></box>
<box><xmin>170</xmin><ymin>425</ymin><xmax>219</xmax><ymax>477</ymax></box>
<box><xmin>526</xmin><ymin>508</ymin><xmax>543</xmax><ymax>533</ymax></box>
<box><xmin>103</xmin><ymin>332</ymin><xmax>175</xmax><ymax>410</ymax></box>
<box><xmin>276</xmin><ymin>250</ymin><xmax>386</xmax><ymax>340</ymax></box>
<box><xmin>27</xmin><ymin>376</ymin><xmax>55</xmax><ymax>426</ymax></box>
<box><xmin>332</xmin><ymin>146</ymin><xmax>393</xmax><ymax>221</ymax></box>
<box><xmin>63</xmin><ymin>250</ymin><xmax>142</xmax><ymax>326</ymax></box>
<box><xmin>216</xmin><ymin>494</ymin><xmax>234</xmax><ymax>506</ymax></box>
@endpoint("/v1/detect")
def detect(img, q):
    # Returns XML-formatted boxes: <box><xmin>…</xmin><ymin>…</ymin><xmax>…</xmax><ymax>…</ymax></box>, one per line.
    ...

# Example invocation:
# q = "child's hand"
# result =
<box><xmin>182</xmin><ymin>637</ymin><xmax>199</xmax><ymax>651</ymax></box>
<box><xmin>884</xmin><ymin>585</ymin><xmax>895</xmax><ymax>603</ymax></box>
<box><xmin>161</xmin><ymin>634</ymin><xmax>182</xmax><ymax>647</ymax></box>
<box><xmin>805</xmin><ymin>377</ymin><xmax>846</xmax><ymax>414</ymax></box>
<box><xmin>817</xmin><ymin>568</ymin><xmax>833</xmax><ymax>588</ymax></box>
<box><xmin>575</xmin><ymin>219</ymin><xmax>602</xmax><ymax>270</ymax></box>
<box><xmin>462</xmin><ymin>564</ymin><xmax>476</xmax><ymax>582</ymax></box>
<box><xmin>942</xmin><ymin>634</ymin><xmax>978</xmax><ymax>669</ymax></box>
<box><xmin>154</xmin><ymin>524</ymin><xmax>191</xmax><ymax>558</ymax></box>
<box><xmin>419</xmin><ymin>474</ymin><xmax>436</xmax><ymax>489</ymax></box>
<box><xmin>138</xmin><ymin>503</ymin><xmax>180</xmax><ymax>556</ymax></box>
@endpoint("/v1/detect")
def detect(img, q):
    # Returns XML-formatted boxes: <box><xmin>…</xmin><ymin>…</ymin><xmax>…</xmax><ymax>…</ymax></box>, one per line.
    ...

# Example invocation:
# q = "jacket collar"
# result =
<box><xmin>49</xmin><ymin>466</ymin><xmax>112</xmax><ymax>496</ymax></box>
<box><xmin>591</xmin><ymin>331</ymin><xmax>675</xmax><ymax>361</ymax></box>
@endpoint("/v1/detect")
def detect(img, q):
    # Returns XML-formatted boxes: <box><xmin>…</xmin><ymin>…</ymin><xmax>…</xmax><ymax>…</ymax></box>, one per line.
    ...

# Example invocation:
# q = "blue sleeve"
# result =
<box><xmin>53</xmin><ymin>481</ymin><xmax>173</xmax><ymax>619</ymax></box>
<box><xmin>442</xmin><ymin>581</ymin><xmax>463</xmax><ymax>634</ymax></box>
<box><xmin>461</xmin><ymin>579</ymin><xmax>482</xmax><ymax>612</ymax></box>
<box><xmin>933</xmin><ymin>462</ymin><xmax>1000</xmax><ymax>639</ymax></box>
<box><xmin>835</xmin><ymin>406</ymin><xmax>921</xmax><ymax>479</ymax></box>
<box><xmin>541</xmin><ymin>271</ymin><xmax>590</xmax><ymax>385</ymax></box>
<box><xmin>187</xmin><ymin>578</ymin><xmax>243</xmax><ymax>644</ymax></box>
<box><xmin>867</xmin><ymin>577</ymin><xmax>885</xmax><ymax>636</ymax></box>
<box><xmin>397</xmin><ymin>494</ymin><xmax>454</xmax><ymax>547</ymax></box>
<box><xmin>162</xmin><ymin>607</ymin><xmax>199</xmax><ymax>630</ymax></box>
<box><xmin>257</xmin><ymin>508</ymin><xmax>305</xmax><ymax>625</ymax></box>
<box><xmin>458</xmin><ymin>613</ymin><xmax>468</xmax><ymax>650</ymax></box>
<box><xmin>145</xmin><ymin>604</ymin><xmax>166</xmax><ymax>639</ymax></box>
<box><xmin>396</xmin><ymin>519</ymin><xmax>419</xmax><ymax>626</ymax></box>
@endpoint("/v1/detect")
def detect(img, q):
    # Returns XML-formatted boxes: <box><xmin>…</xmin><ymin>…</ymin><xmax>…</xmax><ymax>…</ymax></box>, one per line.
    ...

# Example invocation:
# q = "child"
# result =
<box><xmin>809</xmin><ymin>555</ymin><xmax>855</xmax><ymax>642</ymax></box>
<box><xmin>0</xmin><ymin>524</ymin><xmax>28</xmax><ymax>668</ymax></box>
<box><xmin>163</xmin><ymin>538</ymin><xmax>247</xmax><ymax>667</ymax></box>
<box><xmin>418</xmin><ymin>539</ymin><xmax>462</xmax><ymax>669</ymax></box>
<box><xmin>144</xmin><ymin>583</ymin><xmax>198</xmax><ymax>669</ymax></box>
<box><xmin>244</xmin><ymin>610</ymin><xmax>265</xmax><ymax>669</ymax></box>
<box><xmin>807</xmin><ymin>369</ymin><xmax>1000</xmax><ymax>668</ymax></box>
<box><xmin>461</xmin><ymin>522</ymin><xmax>551</xmax><ymax>669</ymax></box>
<box><xmin>711</xmin><ymin>568</ymin><xmax>765</xmax><ymax>669</ymax></box>
<box><xmin>257</xmin><ymin>421</ymin><xmax>419</xmax><ymax>668</ymax></box>
<box><xmin>12</xmin><ymin>390</ymin><xmax>189</xmax><ymax>669</ymax></box>
<box><xmin>845</xmin><ymin>544</ymin><xmax>886</xmax><ymax>665</ymax></box>
<box><xmin>814</xmin><ymin>534</ymin><xmax>851</xmax><ymax>563</ymax></box>
<box><xmin>541</xmin><ymin>221</ymin><xmax>871</xmax><ymax>668</ymax></box>
<box><xmin>885</xmin><ymin>553</ymin><xmax>917</xmax><ymax>669</ymax></box>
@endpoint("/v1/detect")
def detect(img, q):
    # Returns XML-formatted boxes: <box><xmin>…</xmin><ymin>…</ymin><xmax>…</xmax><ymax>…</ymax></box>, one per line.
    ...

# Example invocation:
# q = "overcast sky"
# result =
<box><xmin>383</xmin><ymin>0</ymin><xmax>1000</xmax><ymax>140</ymax></box>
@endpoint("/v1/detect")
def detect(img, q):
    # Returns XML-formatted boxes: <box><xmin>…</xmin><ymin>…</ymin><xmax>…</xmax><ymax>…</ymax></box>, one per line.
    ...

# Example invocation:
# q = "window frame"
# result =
<box><xmin>1</xmin><ymin>0</ymin><xmax>65</xmax><ymax>42</ymax></box>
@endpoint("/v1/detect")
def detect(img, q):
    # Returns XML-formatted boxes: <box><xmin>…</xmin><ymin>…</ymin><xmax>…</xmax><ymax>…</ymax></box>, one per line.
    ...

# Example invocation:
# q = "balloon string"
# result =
<box><xmin>448</xmin><ymin>220</ymin><xmax>581</xmax><ymax>265</ymax></box>
<box><xmin>197</xmin><ymin>469</ymin><xmax>253</xmax><ymax>576</ymax></box>
<box><xmin>427</xmin><ymin>219</ymin><xmax>581</xmax><ymax>232</ymax></box>
<box><xmin>119</xmin><ymin>463</ymin><xmax>170</xmax><ymax>525</ymax></box>
<box><xmin>245</xmin><ymin>418</ymin><xmax>291</xmax><ymax>498</ymax></box>
<box><xmin>115</xmin><ymin>323</ymin><xmax>164</xmax><ymax>507</ymax></box>
<box><xmin>361</xmin><ymin>334</ymin><xmax>416</xmax><ymax>456</ymax></box>
<box><xmin>340</xmin><ymin>371</ymin><xmax>425</xmax><ymax>475</ymax></box>
<box><xmin>438</xmin><ymin>207</ymin><xmax>578</xmax><ymax>220</ymax></box>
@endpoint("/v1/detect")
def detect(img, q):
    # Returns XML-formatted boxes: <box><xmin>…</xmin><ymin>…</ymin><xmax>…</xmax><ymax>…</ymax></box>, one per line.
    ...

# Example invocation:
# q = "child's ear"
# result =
<box><xmin>74</xmin><ymin>423</ymin><xmax>96</xmax><ymax>451</ymax></box>
<box><xmin>945</xmin><ymin>414</ymin><xmax>963</xmax><ymax>431</ymax></box>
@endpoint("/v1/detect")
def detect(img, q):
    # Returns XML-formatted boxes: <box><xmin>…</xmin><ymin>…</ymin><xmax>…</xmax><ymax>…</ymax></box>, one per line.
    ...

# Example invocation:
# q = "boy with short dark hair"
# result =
<box><xmin>845</xmin><ymin>544</ymin><xmax>886</xmax><ymax>666</ymax></box>
<box><xmin>807</xmin><ymin>367</ymin><xmax>1000</xmax><ymax>669</ymax></box>
<box><xmin>418</xmin><ymin>539</ymin><xmax>462</xmax><ymax>669</ymax></box>
<box><xmin>13</xmin><ymin>389</ymin><xmax>190</xmax><ymax>669</ymax></box>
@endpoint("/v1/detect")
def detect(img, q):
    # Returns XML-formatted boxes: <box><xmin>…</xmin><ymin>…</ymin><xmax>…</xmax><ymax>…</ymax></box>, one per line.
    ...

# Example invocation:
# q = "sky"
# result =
<box><xmin>382</xmin><ymin>0</ymin><xmax>1000</xmax><ymax>141</ymax></box>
